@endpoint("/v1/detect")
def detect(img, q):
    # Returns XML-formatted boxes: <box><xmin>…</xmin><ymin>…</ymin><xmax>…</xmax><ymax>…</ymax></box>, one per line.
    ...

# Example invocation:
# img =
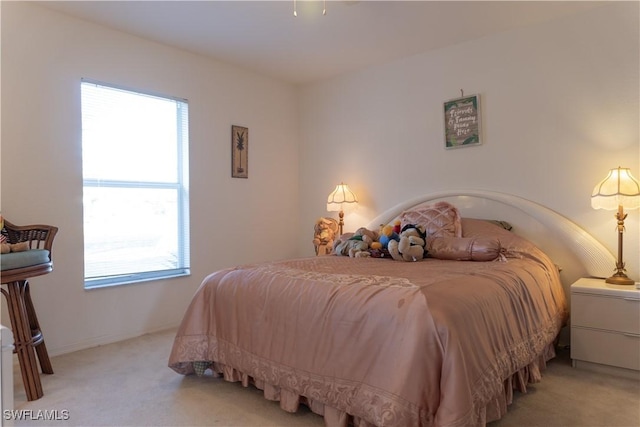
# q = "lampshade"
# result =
<box><xmin>591</xmin><ymin>167</ymin><xmax>640</xmax><ymax>210</ymax></box>
<box><xmin>327</xmin><ymin>183</ymin><xmax>358</xmax><ymax>212</ymax></box>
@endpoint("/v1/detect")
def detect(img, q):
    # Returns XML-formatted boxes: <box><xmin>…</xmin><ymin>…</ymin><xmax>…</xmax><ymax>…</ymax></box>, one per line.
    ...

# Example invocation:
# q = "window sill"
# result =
<box><xmin>84</xmin><ymin>269</ymin><xmax>190</xmax><ymax>290</ymax></box>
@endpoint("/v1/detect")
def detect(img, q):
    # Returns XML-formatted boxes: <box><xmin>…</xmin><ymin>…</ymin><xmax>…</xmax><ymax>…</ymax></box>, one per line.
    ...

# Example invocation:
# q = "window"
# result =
<box><xmin>81</xmin><ymin>80</ymin><xmax>190</xmax><ymax>288</ymax></box>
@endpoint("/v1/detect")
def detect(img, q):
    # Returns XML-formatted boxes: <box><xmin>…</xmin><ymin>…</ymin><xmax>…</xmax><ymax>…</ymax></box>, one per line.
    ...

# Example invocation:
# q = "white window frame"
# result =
<box><xmin>80</xmin><ymin>79</ymin><xmax>190</xmax><ymax>289</ymax></box>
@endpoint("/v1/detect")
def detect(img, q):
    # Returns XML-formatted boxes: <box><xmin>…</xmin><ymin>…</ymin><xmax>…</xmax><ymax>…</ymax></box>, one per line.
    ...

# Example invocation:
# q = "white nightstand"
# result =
<box><xmin>570</xmin><ymin>277</ymin><xmax>640</xmax><ymax>379</ymax></box>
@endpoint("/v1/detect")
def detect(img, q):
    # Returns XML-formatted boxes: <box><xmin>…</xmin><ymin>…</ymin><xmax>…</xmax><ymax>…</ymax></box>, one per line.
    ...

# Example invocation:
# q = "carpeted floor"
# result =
<box><xmin>10</xmin><ymin>328</ymin><xmax>640</xmax><ymax>427</ymax></box>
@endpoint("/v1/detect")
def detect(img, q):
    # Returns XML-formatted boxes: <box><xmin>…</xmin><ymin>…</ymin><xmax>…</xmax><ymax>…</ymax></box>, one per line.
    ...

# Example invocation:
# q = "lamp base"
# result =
<box><xmin>605</xmin><ymin>273</ymin><xmax>635</xmax><ymax>286</ymax></box>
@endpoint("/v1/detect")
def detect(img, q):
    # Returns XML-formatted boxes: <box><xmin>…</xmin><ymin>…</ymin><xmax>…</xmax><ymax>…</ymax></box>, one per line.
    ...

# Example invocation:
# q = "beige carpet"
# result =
<box><xmin>10</xmin><ymin>329</ymin><xmax>640</xmax><ymax>427</ymax></box>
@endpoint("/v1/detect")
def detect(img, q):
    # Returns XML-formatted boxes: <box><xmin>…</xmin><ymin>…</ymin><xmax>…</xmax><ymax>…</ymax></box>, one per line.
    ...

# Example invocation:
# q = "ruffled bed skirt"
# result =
<box><xmin>191</xmin><ymin>342</ymin><xmax>557</xmax><ymax>427</ymax></box>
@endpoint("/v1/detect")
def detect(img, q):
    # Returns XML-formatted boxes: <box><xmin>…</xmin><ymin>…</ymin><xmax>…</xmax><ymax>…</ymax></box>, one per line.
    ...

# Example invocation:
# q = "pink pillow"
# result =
<box><xmin>400</xmin><ymin>201</ymin><xmax>462</xmax><ymax>239</ymax></box>
<box><xmin>428</xmin><ymin>236</ymin><xmax>502</xmax><ymax>261</ymax></box>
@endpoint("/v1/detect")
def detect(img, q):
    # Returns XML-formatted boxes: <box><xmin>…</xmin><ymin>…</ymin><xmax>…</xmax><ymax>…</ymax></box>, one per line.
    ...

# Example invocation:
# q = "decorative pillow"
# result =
<box><xmin>483</xmin><ymin>219</ymin><xmax>513</xmax><ymax>231</ymax></box>
<box><xmin>428</xmin><ymin>236</ymin><xmax>502</xmax><ymax>261</ymax></box>
<box><xmin>400</xmin><ymin>201</ymin><xmax>462</xmax><ymax>240</ymax></box>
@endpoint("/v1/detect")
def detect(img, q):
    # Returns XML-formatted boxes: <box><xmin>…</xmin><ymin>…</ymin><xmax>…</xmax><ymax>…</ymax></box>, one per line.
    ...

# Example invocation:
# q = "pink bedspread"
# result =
<box><xmin>169</xmin><ymin>220</ymin><xmax>568</xmax><ymax>426</ymax></box>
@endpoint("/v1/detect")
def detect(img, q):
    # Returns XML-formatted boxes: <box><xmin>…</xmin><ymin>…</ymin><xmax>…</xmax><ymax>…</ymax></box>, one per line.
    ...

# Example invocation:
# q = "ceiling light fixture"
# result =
<box><xmin>294</xmin><ymin>0</ymin><xmax>326</xmax><ymax>17</ymax></box>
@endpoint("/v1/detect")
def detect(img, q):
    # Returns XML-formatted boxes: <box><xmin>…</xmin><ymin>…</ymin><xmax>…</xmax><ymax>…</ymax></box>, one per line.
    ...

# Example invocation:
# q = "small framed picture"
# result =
<box><xmin>444</xmin><ymin>94</ymin><xmax>481</xmax><ymax>149</ymax></box>
<box><xmin>231</xmin><ymin>125</ymin><xmax>248</xmax><ymax>178</ymax></box>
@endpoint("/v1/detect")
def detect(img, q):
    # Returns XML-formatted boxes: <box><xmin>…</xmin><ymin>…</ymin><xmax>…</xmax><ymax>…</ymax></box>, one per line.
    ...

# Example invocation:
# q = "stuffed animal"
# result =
<box><xmin>313</xmin><ymin>217</ymin><xmax>339</xmax><ymax>255</ymax></box>
<box><xmin>369</xmin><ymin>241</ymin><xmax>383</xmax><ymax>250</ymax></box>
<box><xmin>1</xmin><ymin>241</ymin><xmax>29</xmax><ymax>254</ymax></box>
<box><xmin>388</xmin><ymin>224</ymin><xmax>427</xmax><ymax>262</ymax></box>
<box><xmin>393</xmin><ymin>219</ymin><xmax>401</xmax><ymax>234</ymax></box>
<box><xmin>333</xmin><ymin>227</ymin><xmax>379</xmax><ymax>258</ymax></box>
<box><xmin>378</xmin><ymin>224</ymin><xmax>399</xmax><ymax>249</ymax></box>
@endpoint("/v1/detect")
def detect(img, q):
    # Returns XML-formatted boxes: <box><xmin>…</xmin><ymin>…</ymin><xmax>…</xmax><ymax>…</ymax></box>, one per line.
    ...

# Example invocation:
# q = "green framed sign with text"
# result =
<box><xmin>444</xmin><ymin>94</ymin><xmax>481</xmax><ymax>149</ymax></box>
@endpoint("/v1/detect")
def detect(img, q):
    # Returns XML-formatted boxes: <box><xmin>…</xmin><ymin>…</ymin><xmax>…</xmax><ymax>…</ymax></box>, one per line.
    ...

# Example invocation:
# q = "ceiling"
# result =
<box><xmin>38</xmin><ymin>1</ymin><xmax>606</xmax><ymax>85</ymax></box>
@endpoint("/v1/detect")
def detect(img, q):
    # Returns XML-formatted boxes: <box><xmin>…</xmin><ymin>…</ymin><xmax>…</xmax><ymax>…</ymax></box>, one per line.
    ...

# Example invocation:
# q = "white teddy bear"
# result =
<box><xmin>388</xmin><ymin>224</ymin><xmax>426</xmax><ymax>262</ymax></box>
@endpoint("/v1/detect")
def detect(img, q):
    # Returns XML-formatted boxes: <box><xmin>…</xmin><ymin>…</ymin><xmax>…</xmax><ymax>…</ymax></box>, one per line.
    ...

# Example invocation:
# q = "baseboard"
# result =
<box><xmin>46</xmin><ymin>323</ymin><xmax>179</xmax><ymax>357</ymax></box>
<box><xmin>572</xmin><ymin>359</ymin><xmax>640</xmax><ymax>381</ymax></box>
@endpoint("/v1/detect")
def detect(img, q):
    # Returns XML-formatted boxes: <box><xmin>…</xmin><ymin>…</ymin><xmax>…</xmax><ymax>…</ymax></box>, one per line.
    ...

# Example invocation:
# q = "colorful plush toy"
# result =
<box><xmin>369</xmin><ymin>241</ymin><xmax>383</xmax><ymax>250</ymax></box>
<box><xmin>378</xmin><ymin>223</ymin><xmax>399</xmax><ymax>249</ymax></box>
<box><xmin>388</xmin><ymin>224</ymin><xmax>427</xmax><ymax>262</ymax></box>
<box><xmin>333</xmin><ymin>227</ymin><xmax>380</xmax><ymax>258</ymax></box>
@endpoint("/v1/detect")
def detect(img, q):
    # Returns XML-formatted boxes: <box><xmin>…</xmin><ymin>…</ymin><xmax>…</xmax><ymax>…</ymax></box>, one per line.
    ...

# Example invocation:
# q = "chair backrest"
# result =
<box><xmin>1</xmin><ymin>219</ymin><xmax>58</xmax><ymax>283</ymax></box>
<box><xmin>1</xmin><ymin>220</ymin><xmax>58</xmax><ymax>257</ymax></box>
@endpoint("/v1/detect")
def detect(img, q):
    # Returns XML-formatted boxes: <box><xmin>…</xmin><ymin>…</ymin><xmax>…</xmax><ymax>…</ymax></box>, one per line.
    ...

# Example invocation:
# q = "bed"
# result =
<box><xmin>168</xmin><ymin>190</ymin><xmax>614</xmax><ymax>427</ymax></box>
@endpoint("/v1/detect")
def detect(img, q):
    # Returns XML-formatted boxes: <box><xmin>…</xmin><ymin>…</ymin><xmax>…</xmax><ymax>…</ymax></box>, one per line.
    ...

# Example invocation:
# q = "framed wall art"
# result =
<box><xmin>231</xmin><ymin>125</ymin><xmax>248</xmax><ymax>178</ymax></box>
<box><xmin>444</xmin><ymin>94</ymin><xmax>481</xmax><ymax>149</ymax></box>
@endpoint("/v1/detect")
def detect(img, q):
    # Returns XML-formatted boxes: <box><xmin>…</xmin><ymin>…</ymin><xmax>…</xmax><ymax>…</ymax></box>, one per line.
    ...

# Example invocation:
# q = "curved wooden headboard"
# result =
<box><xmin>367</xmin><ymin>190</ymin><xmax>615</xmax><ymax>290</ymax></box>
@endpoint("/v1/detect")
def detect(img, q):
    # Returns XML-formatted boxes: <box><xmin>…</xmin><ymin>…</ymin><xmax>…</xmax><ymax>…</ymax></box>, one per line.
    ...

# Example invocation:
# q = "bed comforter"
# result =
<box><xmin>169</xmin><ymin>219</ymin><xmax>568</xmax><ymax>427</ymax></box>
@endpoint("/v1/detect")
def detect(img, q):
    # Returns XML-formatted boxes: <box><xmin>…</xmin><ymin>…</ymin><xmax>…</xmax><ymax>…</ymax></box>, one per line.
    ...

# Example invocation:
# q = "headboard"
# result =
<box><xmin>367</xmin><ymin>190</ymin><xmax>615</xmax><ymax>292</ymax></box>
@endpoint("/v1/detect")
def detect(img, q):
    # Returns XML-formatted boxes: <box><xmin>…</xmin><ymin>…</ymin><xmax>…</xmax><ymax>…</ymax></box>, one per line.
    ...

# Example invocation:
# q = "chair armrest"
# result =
<box><xmin>1</xmin><ymin>220</ymin><xmax>58</xmax><ymax>254</ymax></box>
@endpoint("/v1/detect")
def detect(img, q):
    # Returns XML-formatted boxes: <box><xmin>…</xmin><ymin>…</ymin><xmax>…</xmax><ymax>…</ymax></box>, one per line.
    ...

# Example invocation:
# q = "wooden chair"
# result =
<box><xmin>1</xmin><ymin>219</ymin><xmax>58</xmax><ymax>401</ymax></box>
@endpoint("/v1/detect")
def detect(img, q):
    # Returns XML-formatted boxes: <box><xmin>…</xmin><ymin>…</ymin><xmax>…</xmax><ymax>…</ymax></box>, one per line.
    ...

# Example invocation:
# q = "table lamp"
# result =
<box><xmin>591</xmin><ymin>166</ymin><xmax>640</xmax><ymax>285</ymax></box>
<box><xmin>327</xmin><ymin>183</ymin><xmax>358</xmax><ymax>236</ymax></box>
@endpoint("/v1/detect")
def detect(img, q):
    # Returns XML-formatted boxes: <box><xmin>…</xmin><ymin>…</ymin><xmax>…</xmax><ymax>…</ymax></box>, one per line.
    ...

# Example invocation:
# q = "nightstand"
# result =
<box><xmin>571</xmin><ymin>277</ymin><xmax>640</xmax><ymax>378</ymax></box>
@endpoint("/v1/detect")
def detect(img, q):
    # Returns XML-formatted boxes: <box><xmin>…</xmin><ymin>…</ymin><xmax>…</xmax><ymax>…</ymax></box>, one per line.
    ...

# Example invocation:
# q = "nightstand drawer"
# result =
<box><xmin>571</xmin><ymin>327</ymin><xmax>640</xmax><ymax>370</ymax></box>
<box><xmin>571</xmin><ymin>293</ymin><xmax>640</xmax><ymax>334</ymax></box>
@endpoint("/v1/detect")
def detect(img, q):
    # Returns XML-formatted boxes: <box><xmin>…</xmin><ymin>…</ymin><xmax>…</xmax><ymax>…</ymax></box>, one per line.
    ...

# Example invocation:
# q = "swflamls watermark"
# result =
<box><xmin>3</xmin><ymin>409</ymin><xmax>70</xmax><ymax>421</ymax></box>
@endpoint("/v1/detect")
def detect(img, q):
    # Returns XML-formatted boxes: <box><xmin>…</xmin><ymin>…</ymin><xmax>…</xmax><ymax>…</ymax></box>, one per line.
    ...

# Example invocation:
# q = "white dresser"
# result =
<box><xmin>571</xmin><ymin>277</ymin><xmax>640</xmax><ymax>378</ymax></box>
<box><xmin>1</xmin><ymin>325</ymin><xmax>14</xmax><ymax>426</ymax></box>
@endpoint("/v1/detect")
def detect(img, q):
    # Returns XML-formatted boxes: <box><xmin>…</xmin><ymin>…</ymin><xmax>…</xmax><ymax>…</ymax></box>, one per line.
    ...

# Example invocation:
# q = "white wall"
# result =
<box><xmin>1</xmin><ymin>2</ymin><xmax>300</xmax><ymax>355</ymax></box>
<box><xmin>2</xmin><ymin>2</ymin><xmax>638</xmax><ymax>357</ymax></box>
<box><xmin>297</xmin><ymin>2</ymin><xmax>639</xmax><ymax>281</ymax></box>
